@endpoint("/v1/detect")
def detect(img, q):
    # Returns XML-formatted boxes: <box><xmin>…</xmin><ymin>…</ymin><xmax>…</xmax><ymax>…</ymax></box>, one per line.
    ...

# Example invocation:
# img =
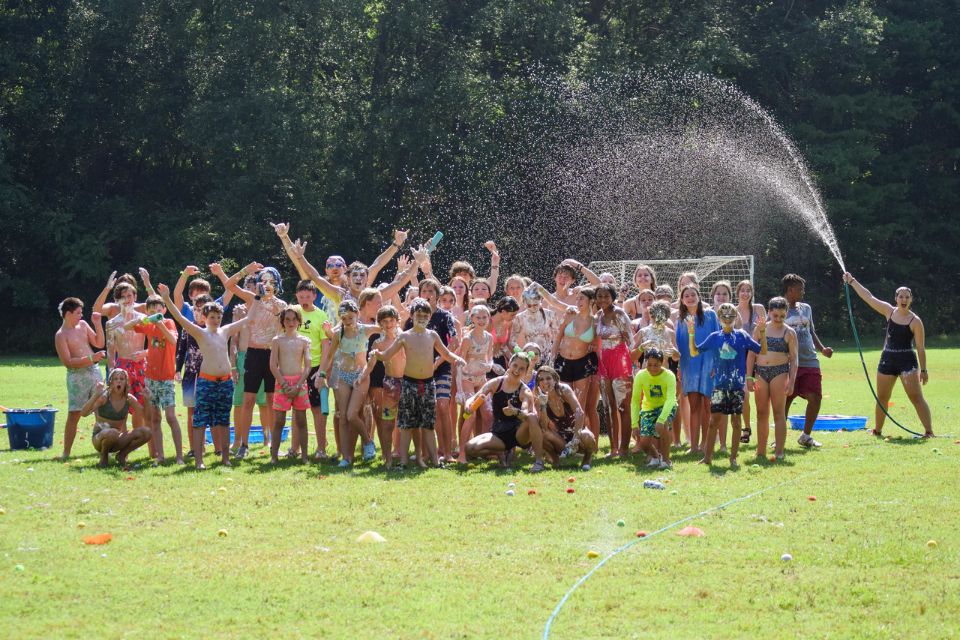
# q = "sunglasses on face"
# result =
<box><xmin>326</xmin><ymin>259</ymin><xmax>346</xmax><ymax>268</ymax></box>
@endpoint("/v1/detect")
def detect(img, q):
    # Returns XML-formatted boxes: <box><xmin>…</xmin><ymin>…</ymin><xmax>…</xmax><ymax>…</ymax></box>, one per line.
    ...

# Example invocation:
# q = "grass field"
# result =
<box><xmin>1</xmin><ymin>347</ymin><xmax>958</xmax><ymax>639</ymax></box>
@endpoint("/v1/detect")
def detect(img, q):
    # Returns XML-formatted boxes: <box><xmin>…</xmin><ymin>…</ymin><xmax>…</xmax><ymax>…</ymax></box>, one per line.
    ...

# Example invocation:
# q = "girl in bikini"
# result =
<box><xmin>735</xmin><ymin>280</ymin><xmax>766</xmax><ymax>444</ymax></box>
<box><xmin>746</xmin><ymin>297</ymin><xmax>797</xmax><ymax>461</ymax></box>
<box><xmin>551</xmin><ymin>288</ymin><xmax>601</xmax><ymax>438</ymax></box>
<box><xmin>843</xmin><ymin>273</ymin><xmax>933</xmax><ymax>437</ymax></box>
<box><xmin>456</xmin><ymin>305</ymin><xmax>495</xmax><ymax>462</ymax></box>
<box><xmin>317</xmin><ymin>300</ymin><xmax>378</xmax><ymax>467</ymax></box>
<box><xmin>81</xmin><ymin>369</ymin><xmax>153</xmax><ymax>468</ymax></box>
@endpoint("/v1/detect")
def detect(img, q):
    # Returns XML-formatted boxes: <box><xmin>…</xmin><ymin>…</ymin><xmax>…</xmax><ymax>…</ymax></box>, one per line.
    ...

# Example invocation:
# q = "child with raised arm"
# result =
<box><xmin>269</xmin><ymin>308</ymin><xmax>312</xmax><ymax>464</ymax></box>
<box><xmin>691</xmin><ymin>303</ymin><xmax>764</xmax><ymax>467</ymax></box>
<box><xmin>104</xmin><ymin>281</ymin><xmax>149</xmax><ymax>413</ymax></box>
<box><xmin>372</xmin><ymin>298</ymin><xmax>466</xmax><ymax>468</ymax></box>
<box><xmin>209</xmin><ymin>261</ymin><xmax>284</xmax><ymax>458</ymax></box>
<box><xmin>127</xmin><ymin>293</ymin><xmax>184</xmax><ymax>465</ymax></box>
<box><xmin>159</xmin><ymin>283</ymin><xmax>258</xmax><ymax>469</ymax></box>
<box><xmin>54</xmin><ymin>297</ymin><xmax>107</xmax><ymax>460</ymax></box>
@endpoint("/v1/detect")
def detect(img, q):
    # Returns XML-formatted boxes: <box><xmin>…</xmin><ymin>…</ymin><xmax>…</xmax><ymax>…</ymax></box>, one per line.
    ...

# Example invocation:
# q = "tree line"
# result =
<box><xmin>2</xmin><ymin>0</ymin><xmax>957</xmax><ymax>352</ymax></box>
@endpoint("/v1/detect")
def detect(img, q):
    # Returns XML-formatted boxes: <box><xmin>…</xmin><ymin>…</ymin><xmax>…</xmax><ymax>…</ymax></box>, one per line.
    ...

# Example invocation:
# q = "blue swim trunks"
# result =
<box><xmin>194</xmin><ymin>376</ymin><xmax>234</xmax><ymax>428</ymax></box>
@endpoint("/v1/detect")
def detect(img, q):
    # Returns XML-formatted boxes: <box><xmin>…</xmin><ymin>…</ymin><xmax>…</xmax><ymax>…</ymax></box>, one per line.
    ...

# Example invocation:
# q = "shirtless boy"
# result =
<box><xmin>159</xmin><ymin>283</ymin><xmax>259</xmax><ymax>469</ymax></box>
<box><xmin>104</xmin><ymin>282</ymin><xmax>149</xmax><ymax>413</ymax></box>
<box><xmin>269</xmin><ymin>308</ymin><xmax>312</xmax><ymax>464</ymax></box>
<box><xmin>372</xmin><ymin>299</ymin><xmax>466</xmax><ymax>468</ymax></box>
<box><xmin>54</xmin><ymin>297</ymin><xmax>106</xmax><ymax>459</ymax></box>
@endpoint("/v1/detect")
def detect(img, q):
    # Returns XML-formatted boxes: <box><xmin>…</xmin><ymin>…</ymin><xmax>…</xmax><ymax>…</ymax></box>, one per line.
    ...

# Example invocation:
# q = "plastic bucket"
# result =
<box><xmin>4</xmin><ymin>408</ymin><xmax>58</xmax><ymax>450</ymax></box>
<box><xmin>204</xmin><ymin>425</ymin><xmax>289</xmax><ymax>445</ymax></box>
<box><xmin>788</xmin><ymin>414</ymin><xmax>867</xmax><ymax>431</ymax></box>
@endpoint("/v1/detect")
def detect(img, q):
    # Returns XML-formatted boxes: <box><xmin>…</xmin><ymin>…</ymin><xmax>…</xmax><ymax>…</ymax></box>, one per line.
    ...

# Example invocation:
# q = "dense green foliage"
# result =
<box><xmin>2</xmin><ymin>1</ymin><xmax>958</xmax><ymax>351</ymax></box>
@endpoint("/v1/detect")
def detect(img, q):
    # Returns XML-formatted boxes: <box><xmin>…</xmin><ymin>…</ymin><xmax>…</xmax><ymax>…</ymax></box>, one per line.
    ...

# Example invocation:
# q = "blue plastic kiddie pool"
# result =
<box><xmin>203</xmin><ymin>425</ymin><xmax>289</xmax><ymax>445</ymax></box>
<box><xmin>788</xmin><ymin>414</ymin><xmax>867</xmax><ymax>431</ymax></box>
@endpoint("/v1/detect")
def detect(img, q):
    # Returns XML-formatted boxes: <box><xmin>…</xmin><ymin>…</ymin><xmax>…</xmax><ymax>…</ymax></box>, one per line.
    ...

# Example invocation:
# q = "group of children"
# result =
<box><xmin>55</xmin><ymin>223</ymin><xmax>844</xmax><ymax>471</ymax></box>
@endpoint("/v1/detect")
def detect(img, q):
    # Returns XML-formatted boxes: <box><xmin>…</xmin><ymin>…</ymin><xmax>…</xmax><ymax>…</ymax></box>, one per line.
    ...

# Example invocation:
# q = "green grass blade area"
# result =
<box><xmin>0</xmin><ymin>350</ymin><xmax>958</xmax><ymax>639</ymax></box>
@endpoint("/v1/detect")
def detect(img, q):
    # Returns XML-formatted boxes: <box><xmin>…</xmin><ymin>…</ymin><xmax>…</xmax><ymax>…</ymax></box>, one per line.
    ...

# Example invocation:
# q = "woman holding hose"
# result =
<box><xmin>843</xmin><ymin>272</ymin><xmax>933</xmax><ymax>438</ymax></box>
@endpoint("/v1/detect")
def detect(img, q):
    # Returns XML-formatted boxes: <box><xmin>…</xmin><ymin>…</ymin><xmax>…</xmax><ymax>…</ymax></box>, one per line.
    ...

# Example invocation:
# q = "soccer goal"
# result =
<box><xmin>586</xmin><ymin>255</ymin><xmax>754</xmax><ymax>298</ymax></box>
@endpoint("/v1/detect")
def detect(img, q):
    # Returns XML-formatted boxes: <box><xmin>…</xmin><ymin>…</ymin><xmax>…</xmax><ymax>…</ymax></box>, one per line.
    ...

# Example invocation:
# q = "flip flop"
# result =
<box><xmin>740</xmin><ymin>428</ymin><xmax>751</xmax><ymax>444</ymax></box>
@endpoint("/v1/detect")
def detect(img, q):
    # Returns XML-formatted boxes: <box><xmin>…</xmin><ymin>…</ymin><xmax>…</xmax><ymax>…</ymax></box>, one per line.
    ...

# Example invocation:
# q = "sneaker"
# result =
<box><xmin>337</xmin><ymin>459</ymin><xmax>352</xmax><ymax>468</ymax></box>
<box><xmin>559</xmin><ymin>442</ymin><xmax>574</xmax><ymax>458</ymax></box>
<box><xmin>362</xmin><ymin>441</ymin><xmax>376</xmax><ymax>462</ymax></box>
<box><xmin>581</xmin><ymin>463</ymin><xmax>591</xmax><ymax>471</ymax></box>
<box><xmin>658</xmin><ymin>459</ymin><xmax>672</xmax><ymax>470</ymax></box>
<box><xmin>530</xmin><ymin>460</ymin><xmax>546</xmax><ymax>473</ymax></box>
<box><xmin>646</xmin><ymin>456</ymin><xmax>662</xmax><ymax>468</ymax></box>
<box><xmin>236</xmin><ymin>444</ymin><xmax>249</xmax><ymax>459</ymax></box>
<box><xmin>798</xmin><ymin>434</ymin><xmax>822</xmax><ymax>448</ymax></box>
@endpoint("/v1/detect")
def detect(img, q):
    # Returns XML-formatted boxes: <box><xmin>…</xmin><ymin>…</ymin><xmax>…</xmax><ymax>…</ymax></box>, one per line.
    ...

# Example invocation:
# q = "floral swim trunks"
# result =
<box><xmin>67</xmin><ymin>365</ymin><xmax>103</xmax><ymax>411</ymax></box>
<box><xmin>146</xmin><ymin>378</ymin><xmax>176</xmax><ymax>409</ymax></box>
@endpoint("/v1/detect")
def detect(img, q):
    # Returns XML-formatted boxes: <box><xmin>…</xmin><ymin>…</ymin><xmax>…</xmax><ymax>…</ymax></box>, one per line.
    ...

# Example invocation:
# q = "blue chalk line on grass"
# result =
<box><xmin>542</xmin><ymin>475</ymin><xmax>806</xmax><ymax>639</ymax></box>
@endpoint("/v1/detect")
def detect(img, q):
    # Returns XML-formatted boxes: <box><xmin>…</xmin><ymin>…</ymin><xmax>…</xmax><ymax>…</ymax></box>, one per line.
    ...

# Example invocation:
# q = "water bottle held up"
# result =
<box><xmin>141</xmin><ymin>313</ymin><xmax>163</xmax><ymax>325</ymax></box>
<box><xmin>425</xmin><ymin>231</ymin><xmax>444</xmax><ymax>254</ymax></box>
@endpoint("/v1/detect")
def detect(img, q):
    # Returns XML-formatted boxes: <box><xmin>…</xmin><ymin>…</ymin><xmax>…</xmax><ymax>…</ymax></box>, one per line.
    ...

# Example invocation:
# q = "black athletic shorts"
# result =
<box><xmin>554</xmin><ymin>352</ymin><xmax>599</xmax><ymax>383</ymax></box>
<box><xmin>244</xmin><ymin>347</ymin><xmax>276</xmax><ymax>394</ymax></box>
<box><xmin>492</xmin><ymin>418</ymin><xmax>522</xmax><ymax>450</ymax></box>
<box><xmin>877</xmin><ymin>350</ymin><xmax>918</xmax><ymax>377</ymax></box>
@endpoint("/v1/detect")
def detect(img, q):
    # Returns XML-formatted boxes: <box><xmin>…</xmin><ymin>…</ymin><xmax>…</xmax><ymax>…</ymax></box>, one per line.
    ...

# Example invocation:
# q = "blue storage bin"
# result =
<box><xmin>204</xmin><ymin>425</ymin><xmax>289</xmax><ymax>445</ymax></box>
<box><xmin>788</xmin><ymin>414</ymin><xmax>867</xmax><ymax>431</ymax></box>
<box><xmin>4</xmin><ymin>408</ymin><xmax>58</xmax><ymax>450</ymax></box>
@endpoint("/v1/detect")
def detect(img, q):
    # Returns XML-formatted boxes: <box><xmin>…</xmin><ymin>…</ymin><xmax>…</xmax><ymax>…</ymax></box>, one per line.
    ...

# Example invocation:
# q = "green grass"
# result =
<box><xmin>1</xmin><ymin>348</ymin><xmax>958</xmax><ymax>639</ymax></box>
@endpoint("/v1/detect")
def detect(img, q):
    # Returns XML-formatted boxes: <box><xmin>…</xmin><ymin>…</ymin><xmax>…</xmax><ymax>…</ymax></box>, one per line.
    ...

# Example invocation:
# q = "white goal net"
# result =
<box><xmin>586</xmin><ymin>255</ymin><xmax>754</xmax><ymax>298</ymax></box>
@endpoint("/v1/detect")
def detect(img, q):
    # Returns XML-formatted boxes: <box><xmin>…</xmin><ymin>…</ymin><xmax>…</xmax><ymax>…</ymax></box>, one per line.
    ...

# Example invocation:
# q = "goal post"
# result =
<box><xmin>586</xmin><ymin>255</ymin><xmax>755</xmax><ymax>298</ymax></box>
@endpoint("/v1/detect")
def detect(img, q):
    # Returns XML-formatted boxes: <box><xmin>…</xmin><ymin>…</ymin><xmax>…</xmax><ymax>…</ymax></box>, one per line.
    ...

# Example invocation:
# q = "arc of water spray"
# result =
<box><xmin>732</xmin><ymin>85</ymin><xmax>929</xmax><ymax>436</ymax></box>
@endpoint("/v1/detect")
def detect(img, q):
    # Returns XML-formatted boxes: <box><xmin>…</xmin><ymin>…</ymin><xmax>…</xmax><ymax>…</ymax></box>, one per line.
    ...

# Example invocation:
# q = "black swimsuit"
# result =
<box><xmin>547</xmin><ymin>396</ymin><xmax>577</xmax><ymax>443</ymax></box>
<box><xmin>491</xmin><ymin>379</ymin><xmax>523</xmax><ymax>450</ymax></box>
<box><xmin>878</xmin><ymin>313</ymin><xmax>918</xmax><ymax>376</ymax></box>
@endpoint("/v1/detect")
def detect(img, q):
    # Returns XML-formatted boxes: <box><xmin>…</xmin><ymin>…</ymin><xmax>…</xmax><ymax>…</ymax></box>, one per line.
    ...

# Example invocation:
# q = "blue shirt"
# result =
<box><xmin>697</xmin><ymin>329</ymin><xmax>761</xmax><ymax>391</ymax></box>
